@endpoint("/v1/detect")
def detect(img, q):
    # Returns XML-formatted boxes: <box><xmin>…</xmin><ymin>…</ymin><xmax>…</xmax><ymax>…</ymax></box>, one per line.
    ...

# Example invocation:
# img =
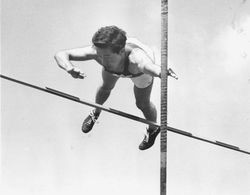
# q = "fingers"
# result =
<box><xmin>68</xmin><ymin>68</ymin><xmax>86</xmax><ymax>79</ymax></box>
<box><xmin>168</xmin><ymin>68</ymin><xmax>178</xmax><ymax>80</ymax></box>
<box><xmin>78</xmin><ymin>72</ymin><xmax>86</xmax><ymax>79</ymax></box>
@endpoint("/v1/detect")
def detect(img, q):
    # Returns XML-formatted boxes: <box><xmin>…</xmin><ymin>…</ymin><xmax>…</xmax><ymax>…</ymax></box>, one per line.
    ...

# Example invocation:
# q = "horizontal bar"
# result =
<box><xmin>1</xmin><ymin>74</ymin><xmax>250</xmax><ymax>155</ymax></box>
<box><xmin>46</xmin><ymin>87</ymin><xmax>80</xmax><ymax>101</ymax></box>
<box><xmin>0</xmin><ymin>74</ymin><xmax>48</xmax><ymax>93</ymax></box>
<box><xmin>0</xmin><ymin>74</ymin><xmax>159</xmax><ymax>127</ymax></box>
<box><xmin>166</xmin><ymin>126</ymin><xmax>249</xmax><ymax>155</ymax></box>
<box><xmin>167</xmin><ymin>126</ymin><xmax>193</xmax><ymax>136</ymax></box>
<box><xmin>215</xmin><ymin>141</ymin><xmax>239</xmax><ymax>150</ymax></box>
<box><xmin>47</xmin><ymin>87</ymin><xmax>159</xmax><ymax>127</ymax></box>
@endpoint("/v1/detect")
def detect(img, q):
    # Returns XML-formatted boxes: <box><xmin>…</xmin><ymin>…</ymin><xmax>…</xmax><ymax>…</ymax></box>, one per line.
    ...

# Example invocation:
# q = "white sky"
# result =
<box><xmin>1</xmin><ymin>0</ymin><xmax>250</xmax><ymax>195</ymax></box>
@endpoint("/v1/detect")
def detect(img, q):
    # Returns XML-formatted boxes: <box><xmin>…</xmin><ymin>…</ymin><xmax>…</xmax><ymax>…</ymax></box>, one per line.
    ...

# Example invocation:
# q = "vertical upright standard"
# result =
<box><xmin>161</xmin><ymin>0</ymin><xmax>168</xmax><ymax>195</ymax></box>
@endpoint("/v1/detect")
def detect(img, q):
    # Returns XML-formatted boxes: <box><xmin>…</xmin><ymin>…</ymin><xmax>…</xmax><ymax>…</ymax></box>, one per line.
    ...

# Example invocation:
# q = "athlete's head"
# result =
<box><xmin>92</xmin><ymin>26</ymin><xmax>127</xmax><ymax>54</ymax></box>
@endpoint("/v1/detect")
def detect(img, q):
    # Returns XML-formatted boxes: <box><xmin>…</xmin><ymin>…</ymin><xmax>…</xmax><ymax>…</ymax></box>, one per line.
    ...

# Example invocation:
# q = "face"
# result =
<box><xmin>95</xmin><ymin>47</ymin><xmax>123</xmax><ymax>68</ymax></box>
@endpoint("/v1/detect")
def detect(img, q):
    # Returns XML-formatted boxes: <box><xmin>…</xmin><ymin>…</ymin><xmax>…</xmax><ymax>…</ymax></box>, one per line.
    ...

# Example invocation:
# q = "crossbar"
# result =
<box><xmin>1</xmin><ymin>74</ymin><xmax>250</xmax><ymax>155</ymax></box>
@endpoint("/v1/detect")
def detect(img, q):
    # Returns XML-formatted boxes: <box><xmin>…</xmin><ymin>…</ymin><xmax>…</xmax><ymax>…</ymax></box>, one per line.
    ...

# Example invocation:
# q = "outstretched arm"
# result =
<box><xmin>129</xmin><ymin>48</ymin><xmax>161</xmax><ymax>78</ymax></box>
<box><xmin>54</xmin><ymin>45</ymin><xmax>96</xmax><ymax>78</ymax></box>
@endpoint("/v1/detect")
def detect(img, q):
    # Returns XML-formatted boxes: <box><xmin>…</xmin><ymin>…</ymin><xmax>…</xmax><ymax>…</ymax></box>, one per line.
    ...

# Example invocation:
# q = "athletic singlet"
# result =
<box><xmin>104</xmin><ymin>53</ymin><xmax>144</xmax><ymax>78</ymax></box>
<box><xmin>104</xmin><ymin>39</ymin><xmax>155</xmax><ymax>78</ymax></box>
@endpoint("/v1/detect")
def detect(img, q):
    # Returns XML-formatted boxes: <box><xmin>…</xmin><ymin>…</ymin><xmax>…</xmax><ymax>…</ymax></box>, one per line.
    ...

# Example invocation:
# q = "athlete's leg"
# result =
<box><xmin>133</xmin><ymin>78</ymin><xmax>160</xmax><ymax>150</ymax></box>
<box><xmin>82</xmin><ymin>68</ymin><xmax>119</xmax><ymax>133</ymax></box>
<box><xmin>133</xmin><ymin>79</ymin><xmax>157</xmax><ymax>130</ymax></box>
<box><xmin>94</xmin><ymin>68</ymin><xmax>119</xmax><ymax>115</ymax></box>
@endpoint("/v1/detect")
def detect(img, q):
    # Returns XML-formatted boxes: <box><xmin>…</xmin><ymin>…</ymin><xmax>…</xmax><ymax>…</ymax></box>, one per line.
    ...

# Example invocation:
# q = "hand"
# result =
<box><xmin>167</xmin><ymin>68</ymin><xmax>178</xmax><ymax>80</ymax></box>
<box><xmin>67</xmin><ymin>67</ymin><xmax>86</xmax><ymax>79</ymax></box>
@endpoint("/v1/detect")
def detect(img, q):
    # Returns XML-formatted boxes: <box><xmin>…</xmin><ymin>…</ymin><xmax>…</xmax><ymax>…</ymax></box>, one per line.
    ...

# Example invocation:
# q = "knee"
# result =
<box><xmin>136</xmin><ymin>100</ymin><xmax>150</xmax><ymax>110</ymax></box>
<box><xmin>99</xmin><ymin>83</ymin><xmax>115</xmax><ymax>92</ymax></box>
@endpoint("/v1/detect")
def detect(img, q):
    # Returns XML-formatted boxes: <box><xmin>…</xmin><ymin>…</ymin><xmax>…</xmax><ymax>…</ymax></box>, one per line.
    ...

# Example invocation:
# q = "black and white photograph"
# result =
<box><xmin>1</xmin><ymin>0</ymin><xmax>250</xmax><ymax>194</ymax></box>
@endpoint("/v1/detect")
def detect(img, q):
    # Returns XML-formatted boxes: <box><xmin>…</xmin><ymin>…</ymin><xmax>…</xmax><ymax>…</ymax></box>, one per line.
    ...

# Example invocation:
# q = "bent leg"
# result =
<box><xmin>94</xmin><ymin>68</ymin><xmax>119</xmax><ymax>114</ymax></box>
<box><xmin>82</xmin><ymin>68</ymin><xmax>118</xmax><ymax>133</ymax></box>
<box><xmin>133</xmin><ymin>79</ymin><xmax>157</xmax><ymax>130</ymax></box>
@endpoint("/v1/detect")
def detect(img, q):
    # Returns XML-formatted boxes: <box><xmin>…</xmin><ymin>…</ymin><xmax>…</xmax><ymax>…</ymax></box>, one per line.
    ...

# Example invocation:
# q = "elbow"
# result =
<box><xmin>54</xmin><ymin>51</ymin><xmax>60</xmax><ymax>63</ymax></box>
<box><xmin>54</xmin><ymin>52</ymin><xmax>61</xmax><ymax>69</ymax></box>
<box><xmin>54</xmin><ymin>51</ymin><xmax>63</xmax><ymax>62</ymax></box>
<box><xmin>54</xmin><ymin>51</ymin><xmax>68</xmax><ymax>67</ymax></box>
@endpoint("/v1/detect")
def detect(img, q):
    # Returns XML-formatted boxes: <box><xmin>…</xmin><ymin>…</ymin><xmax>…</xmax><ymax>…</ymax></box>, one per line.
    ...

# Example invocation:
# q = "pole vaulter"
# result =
<box><xmin>1</xmin><ymin>74</ymin><xmax>250</xmax><ymax>155</ymax></box>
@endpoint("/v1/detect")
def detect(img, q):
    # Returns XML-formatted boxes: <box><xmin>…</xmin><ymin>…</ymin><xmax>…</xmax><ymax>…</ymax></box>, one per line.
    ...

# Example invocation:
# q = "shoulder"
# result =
<box><xmin>126</xmin><ymin>37</ymin><xmax>145</xmax><ymax>49</ymax></box>
<box><xmin>64</xmin><ymin>45</ymin><xmax>97</xmax><ymax>57</ymax></box>
<box><xmin>80</xmin><ymin>45</ymin><xmax>97</xmax><ymax>56</ymax></box>
<box><xmin>126</xmin><ymin>37</ymin><xmax>155</xmax><ymax>63</ymax></box>
<box><xmin>72</xmin><ymin>45</ymin><xmax>98</xmax><ymax>60</ymax></box>
<box><xmin>128</xmin><ymin>48</ymin><xmax>147</xmax><ymax>64</ymax></box>
<box><xmin>128</xmin><ymin>47</ymin><xmax>153</xmax><ymax>66</ymax></box>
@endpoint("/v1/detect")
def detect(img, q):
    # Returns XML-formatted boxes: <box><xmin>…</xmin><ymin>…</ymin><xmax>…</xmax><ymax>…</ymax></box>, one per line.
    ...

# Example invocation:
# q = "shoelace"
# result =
<box><xmin>143</xmin><ymin>127</ymin><xmax>159</xmax><ymax>143</ymax></box>
<box><xmin>143</xmin><ymin>131</ymin><xmax>150</xmax><ymax>143</ymax></box>
<box><xmin>86</xmin><ymin>111</ymin><xmax>98</xmax><ymax>125</ymax></box>
<box><xmin>144</xmin><ymin>132</ymin><xmax>150</xmax><ymax>142</ymax></box>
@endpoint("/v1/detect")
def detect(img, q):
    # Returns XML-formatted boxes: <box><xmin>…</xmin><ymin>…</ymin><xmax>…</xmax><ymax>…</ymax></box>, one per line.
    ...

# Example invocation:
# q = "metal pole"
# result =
<box><xmin>161</xmin><ymin>0</ymin><xmax>168</xmax><ymax>194</ymax></box>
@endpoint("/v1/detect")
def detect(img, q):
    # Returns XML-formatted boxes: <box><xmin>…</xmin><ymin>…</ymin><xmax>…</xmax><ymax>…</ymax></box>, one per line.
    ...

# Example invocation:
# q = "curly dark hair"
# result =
<box><xmin>92</xmin><ymin>26</ymin><xmax>127</xmax><ymax>53</ymax></box>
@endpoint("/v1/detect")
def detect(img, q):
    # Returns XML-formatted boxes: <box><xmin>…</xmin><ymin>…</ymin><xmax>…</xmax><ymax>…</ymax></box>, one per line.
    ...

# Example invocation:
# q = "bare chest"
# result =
<box><xmin>95</xmin><ymin>56</ymin><xmax>140</xmax><ymax>75</ymax></box>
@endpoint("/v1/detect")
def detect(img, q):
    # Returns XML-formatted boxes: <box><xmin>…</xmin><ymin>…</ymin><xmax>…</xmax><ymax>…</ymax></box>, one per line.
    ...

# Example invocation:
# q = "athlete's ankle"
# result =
<box><xmin>93</xmin><ymin>109</ymin><xmax>101</xmax><ymax>117</ymax></box>
<box><xmin>147</xmin><ymin>126</ymin><xmax>158</xmax><ymax>132</ymax></box>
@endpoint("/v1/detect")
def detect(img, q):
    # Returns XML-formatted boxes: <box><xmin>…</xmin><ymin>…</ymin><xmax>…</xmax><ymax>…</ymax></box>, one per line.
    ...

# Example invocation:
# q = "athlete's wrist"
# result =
<box><xmin>66</xmin><ymin>67</ymin><xmax>74</xmax><ymax>72</ymax></box>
